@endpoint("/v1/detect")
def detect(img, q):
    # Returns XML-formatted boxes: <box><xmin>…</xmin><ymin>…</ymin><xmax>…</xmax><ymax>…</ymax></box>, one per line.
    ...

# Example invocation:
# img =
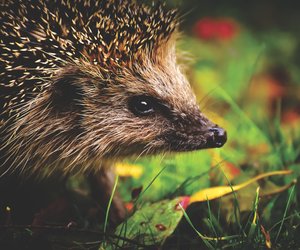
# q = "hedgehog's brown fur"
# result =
<box><xmin>0</xmin><ymin>0</ymin><xmax>226</xmax><ymax>178</ymax></box>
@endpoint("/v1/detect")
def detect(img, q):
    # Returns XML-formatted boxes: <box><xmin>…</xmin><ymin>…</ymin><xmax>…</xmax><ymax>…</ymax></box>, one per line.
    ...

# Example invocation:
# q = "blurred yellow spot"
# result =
<box><xmin>211</xmin><ymin>150</ymin><xmax>223</xmax><ymax>167</ymax></box>
<box><xmin>205</xmin><ymin>111</ymin><xmax>227</xmax><ymax>129</ymax></box>
<box><xmin>115</xmin><ymin>162</ymin><xmax>144</xmax><ymax>178</ymax></box>
<box><xmin>6</xmin><ymin>206</ymin><xmax>11</xmax><ymax>212</ymax></box>
<box><xmin>195</xmin><ymin>68</ymin><xmax>219</xmax><ymax>86</ymax></box>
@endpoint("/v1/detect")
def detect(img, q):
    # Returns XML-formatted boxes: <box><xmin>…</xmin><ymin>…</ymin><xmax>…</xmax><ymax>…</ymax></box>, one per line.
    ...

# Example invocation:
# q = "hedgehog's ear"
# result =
<box><xmin>50</xmin><ymin>75</ymin><xmax>83</xmax><ymax>113</ymax></box>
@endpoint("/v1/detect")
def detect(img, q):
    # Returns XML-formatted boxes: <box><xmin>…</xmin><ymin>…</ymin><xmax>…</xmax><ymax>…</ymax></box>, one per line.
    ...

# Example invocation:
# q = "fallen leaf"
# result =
<box><xmin>190</xmin><ymin>170</ymin><xmax>292</xmax><ymax>203</ymax></box>
<box><xmin>260</xmin><ymin>179</ymin><xmax>297</xmax><ymax>197</ymax></box>
<box><xmin>101</xmin><ymin>197</ymin><xmax>186</xmax><ymax>248</ymax></box>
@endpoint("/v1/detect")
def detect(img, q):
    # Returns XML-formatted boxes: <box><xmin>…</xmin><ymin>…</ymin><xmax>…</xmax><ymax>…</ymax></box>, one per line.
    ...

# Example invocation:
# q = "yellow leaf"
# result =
<box><xmin>115</xmin><ymin>162</ymin><xmax>144</xmax><ymax>178</ymax></box>
<box><xmin>190</xmin><ymin>170</ymin><xmax>292</xmax><ymax>203</ymax></box>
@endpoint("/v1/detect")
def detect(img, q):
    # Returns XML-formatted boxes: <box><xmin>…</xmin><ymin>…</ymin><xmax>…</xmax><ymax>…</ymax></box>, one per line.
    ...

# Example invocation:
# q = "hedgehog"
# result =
<box><xmin>0</xmin><ymin>0</ymin><xmax>226</xmax><ymax>223</ymax></box>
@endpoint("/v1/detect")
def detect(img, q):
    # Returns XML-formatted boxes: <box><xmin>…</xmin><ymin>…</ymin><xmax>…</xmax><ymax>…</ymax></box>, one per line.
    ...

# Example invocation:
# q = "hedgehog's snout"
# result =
<box><xmin>206</xmin><ymin>126</ymin><xmax>227</xmax><ymax>148</ymax></box>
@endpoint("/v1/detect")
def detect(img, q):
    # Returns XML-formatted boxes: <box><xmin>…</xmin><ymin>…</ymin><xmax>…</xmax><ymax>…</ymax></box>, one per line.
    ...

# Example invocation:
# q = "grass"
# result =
<box><xmin>104</xmin><ymin>175</ymin><xmax>119</xmax><ymax>235</ymax></box>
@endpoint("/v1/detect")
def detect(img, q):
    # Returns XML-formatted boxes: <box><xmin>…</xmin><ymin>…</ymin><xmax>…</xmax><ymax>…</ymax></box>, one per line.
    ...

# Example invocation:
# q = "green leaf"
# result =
<box><xmin>101</xmin><ymin>197</ymin><xmax>186</xmax><ymax>249</ymax></box>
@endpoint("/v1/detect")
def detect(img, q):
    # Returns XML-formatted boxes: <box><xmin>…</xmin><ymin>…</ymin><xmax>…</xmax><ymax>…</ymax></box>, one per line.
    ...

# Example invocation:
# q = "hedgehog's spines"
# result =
<box><xmin>0</xmin><ymin>0</ymin><xmax>178</xmax><ymax>122</ymax></box>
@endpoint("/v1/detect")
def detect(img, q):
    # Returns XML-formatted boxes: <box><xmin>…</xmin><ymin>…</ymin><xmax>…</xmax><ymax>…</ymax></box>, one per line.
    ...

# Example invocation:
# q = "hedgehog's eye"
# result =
<box><xmin>128</xmin><ymin>95</ymin><xmax>156</xmax><ymax>116</ymax></box>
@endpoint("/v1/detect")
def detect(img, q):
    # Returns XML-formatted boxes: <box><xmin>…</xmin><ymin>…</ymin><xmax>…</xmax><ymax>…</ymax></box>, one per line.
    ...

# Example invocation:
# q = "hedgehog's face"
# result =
<box><xmin>82</xmin><ymin>57</ymin><xmax>227</xmax><ymax>158</ymax></box>
<box><xmin>122</xmin><ymin>71</ymin><xmax>226</xmax><ymax>156</ymax></box>
<box><xmin>124</xmin><ymin>93</ymin><xmax>227</xmax><ymax>153</ymax></box>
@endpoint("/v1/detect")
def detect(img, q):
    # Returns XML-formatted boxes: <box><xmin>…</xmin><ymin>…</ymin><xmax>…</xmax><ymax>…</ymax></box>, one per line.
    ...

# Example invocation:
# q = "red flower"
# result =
<box><xmin>215</xmin><ymin>19</ymin><xmax>237</xmax><ymax>40</ymax></box>
<box><xmin>193</xmin><ymin>18</ymin><xmax>216</xmax><ymax>40</ymax></box>
<box><xmin>193</xmin><ymin>17</ymin><xmax>238</xmax><ymax>41</ymax></box>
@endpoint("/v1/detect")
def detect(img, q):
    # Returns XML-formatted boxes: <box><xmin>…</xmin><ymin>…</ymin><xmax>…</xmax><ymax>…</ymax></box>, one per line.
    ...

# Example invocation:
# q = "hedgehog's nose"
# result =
<box><xmin>207</xmin><ymin>127</ymin><xmax>227</xmax><ymax>148</ymax></box>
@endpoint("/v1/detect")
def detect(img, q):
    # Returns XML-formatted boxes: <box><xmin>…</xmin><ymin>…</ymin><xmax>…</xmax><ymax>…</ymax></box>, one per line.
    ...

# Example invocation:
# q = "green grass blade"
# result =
<box><xmin>274</xmin><ymin>184</ymin><xmax>296</xmax><ymax>244</ymax></box>
<box><xmin>134</xmin><ymin>165</ymin><xmax>167</xmax><ymax>204</ymax></box>
<box><xmin>220</xmin><ymin>167</ymin><xmax>246</xmax><ymax>237</ymax></box>
<box><xmin>248</xmin><ymin>187</ymin><xmax>260</xmax><ymax>240</ymax></box>
<box><xmin>104</xmin><ymin>175</ymin><xmax>119</xmax><ymax>235</ymax></box>
<box><xmin>179</xmin><ymin>204</ymin><xmax>215</xmax><ymax>249</ymax></box>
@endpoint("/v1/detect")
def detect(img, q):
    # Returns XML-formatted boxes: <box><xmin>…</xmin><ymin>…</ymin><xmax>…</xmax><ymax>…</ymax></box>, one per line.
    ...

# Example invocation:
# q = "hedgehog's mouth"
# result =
<box><xmin>161</xmin><ymin>126</ymin><xmax>227</xmax><ymax>152</ymax></box>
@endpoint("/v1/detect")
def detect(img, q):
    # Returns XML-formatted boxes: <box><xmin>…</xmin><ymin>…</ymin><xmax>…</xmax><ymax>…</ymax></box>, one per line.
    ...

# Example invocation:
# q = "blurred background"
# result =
<box><xmin>117</xmin><ymin>0</ymin><xmax>300</xmax><ymax>200</ymax></box>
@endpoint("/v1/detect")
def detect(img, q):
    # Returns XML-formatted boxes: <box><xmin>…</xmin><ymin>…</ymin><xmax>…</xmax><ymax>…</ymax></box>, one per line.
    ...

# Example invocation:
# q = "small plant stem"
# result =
<box><xmin>104</xmin><ymin>175</ymin><xmax>119</xmax><ymax>235</ymax></box>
